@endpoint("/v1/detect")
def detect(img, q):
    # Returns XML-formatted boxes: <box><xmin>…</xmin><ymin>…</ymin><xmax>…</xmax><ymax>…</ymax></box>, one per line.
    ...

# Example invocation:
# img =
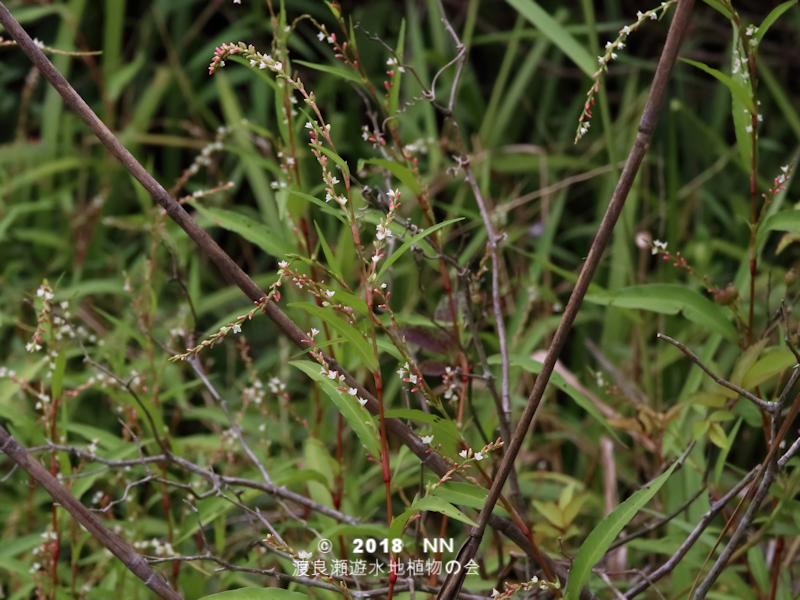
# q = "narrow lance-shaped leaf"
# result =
<box><xmin>505</xmin><ymin>0</ymin><xmax>595</xmax><ymax>77</ymax></box>
<box><xmin>378</xmin><ymin>218</ymin><xmax>463</xmax><ymax>278</ymax></box>
<box><xmin>190</xmin><ymin>202</ymin><xmax>289</xmax><ymax>259</ymax></box>
<box><xmin>289</xmin><ymin>303</ymin><xmax>379</xmax><ymax>371</ymax></box>
<box><xmin>729</xmin><ymin>28</ymin><xmax>754</xmax><ymax>169</ymax></box>
<box><xmin>680</xmin><ymin>58</ymin><xmax>755</xmax><ymax>112</ymax></box>
<box><xmin>753</xmin><ymin>0</ymin><xmax>798</xmax><ymax>46</ymax></box>
<box><xmin>584</xmin><ymin>284</ymin><xmax>738</xmax><ymax>342</ymax></box>
<box><xmin>564</xmin><ymin>459</ymin><xmax>681</xmax><ymax>599</ymax></box>
<box><xmin>291</xmin><ymin>361</ymin><xmax>380</xmax><ymax>455</ymax></box>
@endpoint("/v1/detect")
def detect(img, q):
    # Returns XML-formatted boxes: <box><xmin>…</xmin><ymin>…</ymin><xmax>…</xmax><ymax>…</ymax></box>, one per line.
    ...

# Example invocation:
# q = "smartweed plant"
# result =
<box><xmin>0</xmin><ymin>1</ymin><xmax>800</xmax><ymax>600</ymax></box>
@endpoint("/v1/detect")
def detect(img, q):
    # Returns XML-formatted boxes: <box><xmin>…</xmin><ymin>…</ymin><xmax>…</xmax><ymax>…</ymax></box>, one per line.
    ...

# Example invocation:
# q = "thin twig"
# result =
<box><xmin>657</xmin><ymin>334</ymin><xmax>777</xmax><ymax>413</ymax></box>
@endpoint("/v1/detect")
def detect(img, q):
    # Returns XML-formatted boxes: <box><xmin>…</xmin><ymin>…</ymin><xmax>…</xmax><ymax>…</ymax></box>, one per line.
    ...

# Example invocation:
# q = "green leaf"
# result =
<box><xmin>505</xmin><ymin>0</ymin><xmax>595</xmax><ymax>77</ymax></box>
<box><xmin>714</xmin><ymin>417</ymin><xmax>742</xmax><ymax>484</ymax></box>
<box><xmin>411</xmin><ymin>495</ymin><xmax>477</xmax><ymax>527</ymax></box>
<box><xmin>431</xmin><ymin>482</ymin><xmax>492</xmax><ymax>513</ymax></box>
<box><xmin>753</xmin><ymin>1</ymin><xmax>798</xmax><ymax>46</ymax></box>
<box><xmin>315</xmin><ymin>146</ymin><xmax>351</xmax><ymax>179</ymax></box>
<box><xmin>729</xmin><ymin>30</ymin><xmax>754</xmax><ymax>169</ymax></box>
<box><xmin>290</xmin><ymin>190</ymin><xmax>347</xmax><ymax>223</ymax></box>
<box><xmin>289</xmin><ymin>303</ymin><xmax>378</xmax><ymax>371</ymax></box>
<box><xmin>294</xmin><ymin>59</ymin><xmax>364</xmax><ymax>85</ymax></box>
<box><xmin>314</xmin><ymin>221</ymin><xmax>344</xmax><ymax>282</ymax></box>
<box><xmin>384</xmin><ymin>408</ymin><xmax>462</xmax><ymax>445</ymax></box>
<box><xmin>701</xmin><ymin>0</ymin><xmax>733</xmax><ymax>19</ymax></box>
<box><xmin>290</xmin><ymin>361</ymin><xmax>380</xmax><ymax>455</ymax></box>
<box><xmin>388</xmin><ymin>507</ymin><xmax>417</xmax><ymax>542</ymax></box>
<box><xmin>742</xmin><ymin>349</ymin><xmax>797</xmax><ymax>389</ymax></box>
<box><xmin>201</xmin><ymin>589</ymin><xmax>311</xmax><ymax>600</ymax></box>
<box><xmin>532</xmin><ymin>500</ymin><xmax>565</xmax><ymax>528</ymax></box>
<box><xmin>584</xmin><ymin>284</ymin><xmax>738</xmax><ymax>342</ymax></box>
<box><xmin>680</xmin><ymin>58</ymin><xmax>755</xmax><ymax>112</ymax></box>
<box><xmin>564</xmin><ymin>459</ymin><xmax>680</xmax><ymax>599</ymax></box>
<box><xmin>190</xmin><ymin>202</ymin><xmax>288</xmax><ymax>259</ymax></box>
<box><xmin>362</xmin><ymin>158</ymin><xmax>422</xmax><ymax>196</ymax></box>
<box><xmin>490</xmin><ymin>354</ymin><xmax>625</xmax><ymax>446</ymax></box>
<box><xmin>727</xmin><ymin>339</ymin><xmax>767</xmax><ymax>394</ymax></box>
<box><xmin>756</xmin><ymin>210</ymin><xmax>800</xmax><ymax>248</ymax></box>
<box><xmin>708</xmin><ymin>422</ymin><xmax>729</xmax><ymax>448</ymax></box>
<box><xmin>378</xmin><ymin>218</ymin><xmax>463</xmax><ymax>278</ymax></box>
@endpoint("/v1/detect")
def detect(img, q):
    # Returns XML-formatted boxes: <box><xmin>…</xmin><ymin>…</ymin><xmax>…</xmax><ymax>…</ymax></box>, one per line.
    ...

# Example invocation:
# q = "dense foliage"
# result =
<box><xmin>1</xmin><ymin>1</ymin><xmax>800</xmax><ymax>599</ymax></box>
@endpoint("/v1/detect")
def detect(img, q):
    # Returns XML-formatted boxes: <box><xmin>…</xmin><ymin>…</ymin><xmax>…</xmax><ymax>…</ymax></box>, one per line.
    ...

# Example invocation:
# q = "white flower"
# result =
<box><xmin>781</xmin><ymin>165</ymin><xmax>790</xmax><ymax>173</ymax></box>
<box><xmin>348</xmin><ymin>388</ymin><xmax>358</xmax><ymax>396</ymax></box>
<box><xmin>325</xmin><ymin>290</ymin><xmax>335</xmax><ymax>298</ymax></box>
<box><xmin>311</xmin><ymin>328</ymin><xmax>320</xmax><ymax>337</ymax></box>
<box><xmin>279</xmin><ymin>260</ymin><xmax>289</xmax><ymax>269</ymax></box>
<box><xmin>372</xmin><ymin>254</ymin><xmax>380</xmax><ymax>263</ymax></box>
<box><xmin>491</xmin><ymin>589</ymin><xmax>499</xmax><ymax>598</ymax></box>
<box><xmin>421</xmin><ymin>435</ymin><xmax>434</xmax><ymax>444</ymax></box>
<box><xmin>37</xmin><ymin>288</ymin><xmax>45</xmax><ymax>297</ymax></box>
<box><xmin>328</xmin><ymin>370</ymin><xmax>338</xmax><ymax>380</ymax></box>
<box><xmin>232</xmin><ymin>323</ymin><xmax>242</xmax><ymax>334</ymax></box>
<box><xmin>459</xmin><ymin>450</ymin><xmax>468</xmax><ymax>458</ymax></box>
<box><xmin>273</xmin><ymin>61</ymin><xmax>283</xmax><ymax>71</ymax></box>
<box><xmin>326</xmin><ymin>36</ymin><xmax>335</xmax><ymax>44</ymax></box>
<box><xmin>622</xmin><ymin>25</ymin><xmax>631</xmax><ymax>35</ymax></box>
<box><xmin>358</xmin><ymin>397</ymin><xmax>368</xmax><ymax>406</ymax></box>
<box><xmin>474</xmin><ymin>452</ymin><xmax>484</xmax><ymax>461</ymax></box>
<box><xmin>234</xmin><ymin>0</ymin><xmax>241</xmax><ymax>4</ymax></box>
<box><xmin>305</xmin><ymin>121</ymin><xmax>313</xmax><ymax>129</ymax></box>
<box><xmin>317</xmin><ymin>31</ymin><xmax>325</xmax><ymax>41</ymax></box>
<box><xmin>651</xmin><ymin>239</ymin><xmax>667</xmax><ymax>255</ymax></box>
<box><xmin>330</xmin><ymin>177</ymin><xmax>340</xmax><ymax>185</ymax></box>
<box><xmin>298</xmin><ymin>550</ymin><xmax>312</xmax><ymax>559</ymax></box>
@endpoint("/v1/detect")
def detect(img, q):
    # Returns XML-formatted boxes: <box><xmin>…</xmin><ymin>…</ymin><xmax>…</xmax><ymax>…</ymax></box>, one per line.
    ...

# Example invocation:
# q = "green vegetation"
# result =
<box><xmin>1</xmin><ymin>1</ymin><xmax>800</xmax><ymax>599</ymax></box>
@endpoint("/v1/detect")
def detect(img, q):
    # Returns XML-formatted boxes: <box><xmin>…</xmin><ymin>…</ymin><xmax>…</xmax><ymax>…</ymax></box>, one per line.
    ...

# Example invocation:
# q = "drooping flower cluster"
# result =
<box><xmin>575</xmin><ymin>0</ymin><xmax>678</xmax><ymax>142</ymax></box>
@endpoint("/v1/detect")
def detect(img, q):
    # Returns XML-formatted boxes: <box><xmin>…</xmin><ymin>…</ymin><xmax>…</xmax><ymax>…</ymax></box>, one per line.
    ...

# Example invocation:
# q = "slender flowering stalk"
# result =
<box><xmin>170</xmin><ymin>269</ymin><xmax>286</xmax><ymax>361</ymax></box>
<box><xmin>575</xmin><ymin>0</ymin><xmax>678</xmax><ymax>142</ymax></box>
<box><xmin>28</xmin><ymin>282</ymin><xmax>54</xmax><ymax>353</ymax></box>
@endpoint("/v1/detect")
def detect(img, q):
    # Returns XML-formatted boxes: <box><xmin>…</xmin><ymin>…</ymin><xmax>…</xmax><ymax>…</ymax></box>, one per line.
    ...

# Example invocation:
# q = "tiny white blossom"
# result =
<box><xmin>279</xmin><ymin>260</ymin><xmax>289</xmax><ymax>269</ymax></box>
<box><xmin>459</xmin><ymin>450</ymin><xmax>468</xmax><ymax>458</ymax></box>
<box><xmin>328</xmin><ymin>370</ymin><xmax>338</xmax><ymax>380</ymax></box>
<box><xmin>421</xmin><ymin>435</ymin><xmax>434</xmax><ymax>444</ymax></box>
<box><xmin>325</xmin><ymin>290</ymin><xmax>335</xmax><ymax>298</ymax></box>
<box><xmin>348</xmin><ymin>388</ymin><xmax>358</xmax><ymax>396</ymax></box>
<box><xmin>232</xmin><ymin>323</ymin><xmax>242</xmax><ymax>334</ymax></box>
<box><xmin>358</xmin><ymin>397</ymin><xmax>368</xmax><ymax>406</ymax></box>
<box><xmin>298</xmin><ymin>550</ymin><xmax>312</xmax><ymax>559</ymax></box>
<box><xmin>311</xmin><ymin>328</ymin><xmax>320</xmax><ymax>337</ymax></box>
<box><xmin>317</xmin><ymin>31</ymin><xmax>325</xmax><ymax>41</ymax></box>
<box><xmin>474</xmin><ymin>452</ymin><xmax>484</xmax><ymax>461</ymax></box>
